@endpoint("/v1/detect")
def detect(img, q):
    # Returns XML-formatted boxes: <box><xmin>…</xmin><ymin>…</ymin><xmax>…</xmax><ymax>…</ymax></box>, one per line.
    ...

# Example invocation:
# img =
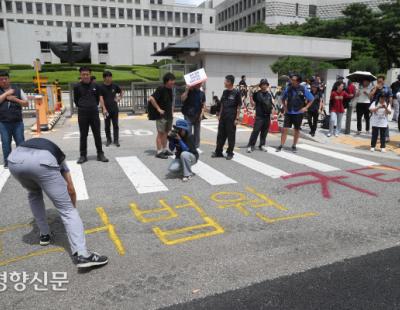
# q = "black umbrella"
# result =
<box><xmin>346</xmin><ymin>71</ymin><xmax>377</xmax><ymax>83</ymax></box>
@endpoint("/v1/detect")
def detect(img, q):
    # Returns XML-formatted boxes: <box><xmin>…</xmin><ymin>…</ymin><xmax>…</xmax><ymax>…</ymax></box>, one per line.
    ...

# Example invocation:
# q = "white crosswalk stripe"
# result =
<box><xmin>232</xmin><ymin>152</ymin><xmax>289</xmax><ymax>179</ymax></box>
<box><xmin>0</xmin><ymin>165</ymin><xmax>11</xmax><ymax>194</ymax></box>
<box><xmin>192</xmin><ymin>160</ymin><xmax>237</xmax><ymax>186</ymax></box>
<box><xmin>297</xmin><ymin>144</ymin><xmax>379</xmax><ymax>167</ymax></box>
<box><xmin>265</xmin><ymin>147</ymin><xmax>340</xmax><ymax>172</ymax></box>
<box><xmin>201</xmin><ymin>119</ymin><xmax>252</xmax><ymax>133</ymax></box>
<box><xmin>66</xmin><ymin>161</ymin><xmax>89</xmax><ymax>201</ymax></box>
<box><xmin>116</xmin><ymin>156</ymin><xmax>168</xmax><ymax>194</ymax></box>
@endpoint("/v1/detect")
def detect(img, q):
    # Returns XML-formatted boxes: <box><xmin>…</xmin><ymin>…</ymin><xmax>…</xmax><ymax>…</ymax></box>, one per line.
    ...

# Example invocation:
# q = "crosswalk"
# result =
<box><xmin>201</xmin><ymin>119</ymin><xmax>252</xmax><ymax>133</ymax></box>
<box><xmin>0</xmin><ymin>145</ymin><xmax>386</xmax><ymax>200</ymax></box>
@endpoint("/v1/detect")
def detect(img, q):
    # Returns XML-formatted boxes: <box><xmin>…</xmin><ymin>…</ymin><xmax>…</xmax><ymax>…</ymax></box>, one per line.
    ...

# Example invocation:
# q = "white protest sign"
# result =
<box><xmin>184</xmin><ymin>68</ymin><xmax>207</xmax><ymax>87</ymax></box>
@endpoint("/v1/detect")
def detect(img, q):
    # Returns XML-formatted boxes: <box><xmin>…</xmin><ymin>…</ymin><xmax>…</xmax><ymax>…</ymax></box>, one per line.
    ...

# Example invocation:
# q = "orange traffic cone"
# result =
<box><xmin>270</xmin><ymin>113</ymin><xmax>280</xmax><ymax>133</ymax></box>
<box><xmin>242</xmin><ymin>110</ymin><xmax>249</xmax><ymax>125</ymax></box>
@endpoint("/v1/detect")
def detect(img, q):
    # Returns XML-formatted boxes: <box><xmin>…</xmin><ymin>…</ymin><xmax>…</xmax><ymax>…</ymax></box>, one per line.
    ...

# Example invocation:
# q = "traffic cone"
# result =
<box><xmin>242</xmin><ymin>110</ymin><xmax>249</xmax><ymax>125</ymax></box>
<box><xmin>270</xmin><ymin>113</ymin><xmax>280</xmax><ymax>133</ymax></box>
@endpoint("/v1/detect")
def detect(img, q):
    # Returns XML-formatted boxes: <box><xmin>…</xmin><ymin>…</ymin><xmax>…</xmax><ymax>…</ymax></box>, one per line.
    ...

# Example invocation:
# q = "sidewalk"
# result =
<box><xmin>303</xmin><ymin>111</ymin><xmax>400</xmax><ymax>155</ymax></box>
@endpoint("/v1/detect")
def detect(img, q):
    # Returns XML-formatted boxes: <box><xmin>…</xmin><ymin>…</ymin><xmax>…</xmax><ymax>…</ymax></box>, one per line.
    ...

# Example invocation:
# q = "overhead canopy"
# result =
<box><xmin>152</xmin><ymin>41</ymin><xmax>199</xmax><ymax>57</ymax></box>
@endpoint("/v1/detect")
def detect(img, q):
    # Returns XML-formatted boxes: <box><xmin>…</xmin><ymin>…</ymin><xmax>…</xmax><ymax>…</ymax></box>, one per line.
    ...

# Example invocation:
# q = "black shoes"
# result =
<box><xmin>276</xmin><ymin>145</ymin><xmax>283</xmax><ymax>152</ymax></box>
<box><xmin>39</xmin><ymin>234</ymin><xmax>51</xmax><ymax>246</ymax></box>
<box><xmin>156</xmin><ymin>152</ymin><xmax>169</xmax><ymax>159</ymax></box>
<box><xmin>97</xmin><ymin>153</ymin><xmax>109</xmax><ymax>162</ymax></box>
<box><xmin>226</xmin><ymin>153</ymin><xmax>234</xmax><ymax>160</ymax></box>
<box><xmin>74</xmin><ymin>252</ymin><xmax>108</xmax><ymax>269</ymax></box>
<box><xmin>114</xmin><ymin>141</ymin><xmax>120</xmax><ymax>147</ymax></box>
<box><xmin>163</xmin><ymin>149</ymin><xmax>174</xmax><ymax>156</ymax></box>
<box><xmin>3</xmin><ymin>163</ymin><xmax>8</xmax><ymax>169</ymax></box>
<box><xmin>77</xmin><ymin>156</ymin><xmax>88</xmax><ymax>164</ymax></box>
<box><xmin>211</xmin><ymin>152</ymin><xmax>224</xmax><ymax>158</ymax></box>
<box><xmin>106</xmin><ymin>140</ymin><xmax>120</xmax><ymax>147</ymax></box>
<box><xmin>291</xmin><ymin>145</ymin><xmax>297</xmax><ymax>153</ymax></box>
<box><xmin>106</xmin><ymin>140</ymin><xmax>112</xmax><ymax>147</ymax></box>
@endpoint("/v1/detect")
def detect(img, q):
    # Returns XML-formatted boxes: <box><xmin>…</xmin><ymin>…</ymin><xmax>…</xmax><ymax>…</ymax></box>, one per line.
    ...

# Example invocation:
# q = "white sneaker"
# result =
<box><xmin>334</xmin><ymin>133</ymin><xmax>339</xmax><ymax>137</ymax></box>
<box><xmin>370</xmin><ymin>148</ymin><xmax>375</xmax><ymax>152</ymax></box>
<box><xmin>247</xmin><ymin>147</ymin><xmax>253</xmax><ymax>153</ymax></box>
<box><xmin>381</xmin><ymin>148</ymin><xmax>386</xmax><ymax>153</ymax></box>
<box><xmin>260</xmin><ymin>146</ymin><xmax>268</xmax><ymax>152</ymax></box>
<box><xmin>327</xmin><ymin>133</ymin><xmax>332</xmax><ymax>137</ymax></box>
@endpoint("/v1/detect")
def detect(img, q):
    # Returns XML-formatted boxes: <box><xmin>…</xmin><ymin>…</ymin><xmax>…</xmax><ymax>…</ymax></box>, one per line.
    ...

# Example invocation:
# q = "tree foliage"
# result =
<box><xmin>248</xmin><ymin>1</ymin><xmax>400</xmax><ymax>73</ymax></box>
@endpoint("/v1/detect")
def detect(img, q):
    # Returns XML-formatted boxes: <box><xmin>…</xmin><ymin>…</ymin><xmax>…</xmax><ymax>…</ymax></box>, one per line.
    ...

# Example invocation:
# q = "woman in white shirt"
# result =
<box><xmin>369</xmin><ymin>92</ymin><xmax>392</xmax><ymax>152</ymax></box>
<box><xmin>355</xmin><ymin>80</ymin><xmax>373</xmax><ymax>134</ymax></box>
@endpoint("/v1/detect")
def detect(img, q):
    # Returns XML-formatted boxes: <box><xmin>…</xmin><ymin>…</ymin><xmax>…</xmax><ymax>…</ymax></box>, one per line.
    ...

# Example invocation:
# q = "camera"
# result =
<box><xmin>168</xmin><ymin>127</ymin><xmax>180</xmax><ymax>139</ymax></box>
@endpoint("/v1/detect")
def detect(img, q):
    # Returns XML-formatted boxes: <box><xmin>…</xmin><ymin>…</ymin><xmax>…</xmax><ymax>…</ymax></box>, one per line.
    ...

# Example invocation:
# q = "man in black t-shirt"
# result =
<box><xmin>148</xmin><ymin>73</ymin><xmax>176</xmax><ymax>159</ymax></box>
<box><xmin>247</xmin><ymin>79</ymin><xmax>274</xmax><ymax>153</ymax></box>
<box><xmin>100</xmin><ymin>71</ymin><xmax>123</xmax><ymax>147</ymax></box>
<box><xmin>212</xmin><ymin>75</ymin><xmax>242</xmax><ymax>160</ymax></box>
<box><xmin>73</xmin><ymin>67</ymin><xmax>109</xmax><ymax>164</ymax></box>
<box><xmin>390</xmin><ymin>74</ymin><xmax>400</xmax><ymax>124</ymax></box>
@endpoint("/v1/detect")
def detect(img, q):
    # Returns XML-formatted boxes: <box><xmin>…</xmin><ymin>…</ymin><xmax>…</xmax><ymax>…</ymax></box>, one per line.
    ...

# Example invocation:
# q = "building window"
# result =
<box><xmin>56</xmin><ymin>21</ymin><xmax>63</xmax><ymax>27</ymax></box>
<box><xmin>190</xmin><ymin>13</ymin><xmax>195</xmax><ymax>23</ymax></box>
<box><xmin>84</xmin><ymin>22</ymin><xmax>90</xmax><ymax>28</ymax></box>
<box><xmin>135</xmin><ymin>0</ymin><xmax>140</xmax><ymax>4</ymax></box>
<box><xmin>127</xmin><ymin>8</ymin><xmax>133</xmax><ymax>19</ymax></box>
<box><xmin>152</xmin><ymin>26</ymin><xmax>158</xmax><ymax>36</ymax></box>
<box><xmin>161</xmin><ymin>42</ymin><xmax>165</xmax><ymax>49</ymax></box>
<box><xmin>135</xmin><ymin>9</ymin><xmax>141</xmax><ymax>20</ymax></box>
<box><xmin>102</xmin><ymin>23</ymin><xmax>108</xmax><ymax>28</ymax></box>
<box><xmin>175</xmin><ymin>12</ymin><xmax>180</xmax><ymax>23</ymax></box>
<box><xmin>144</xmin><ymin>25</ymin><xmax>150</xmax><ymax>36</ymax></box>
<box><xmin>98</xmin><ymin>43</ymin><xmax>109</xmax><ymax>54</ymax></box>
<box><xmin>5</xmin><ymin>1</ymin><xmax>12</xmax><ymax>13</ymax></box>
<box><xmin>45</xmin><ymin>3</ymin><xmax>52</xmax><ymax>15</ymax></box>
<box><xmin>167</xmin><ymin>11</ymin><xmax>173</xmax><ymax>22</ymax></box>
<box><xmin>47</xmin><ymin>20</ymin><xmax>54</xmax><ymax>26</ymax></box>
<box><xmin>40</xmin><ymin>41</ymin><xmax>50</xmax><ymax>53</ymax></box>
<box><xmin>210</xmin><ymin>16</ymin><xmax>213</xmax><ymax>24</ymax></box>
<box><xmin>110</xmin><ymin>7</ymin><xmax>116</xmax><ymax>18</ymax></box>
<box><xmin>295</xmin><ymin>3</ymin><xmax>299</xmax><ymax>16</ymax></box>
<box><xmin>36</xmin><ymin>3</ymin><xmax>43</xmax><ymax>14</ymax></box>
<box><xmin>119</xmin><ymin>8</ymin><xmax>124</xmax><ymax>19</ymax></box>
<box><xmin>93</xmin><ymin>23</ymin><xmax>99</xmax><ymax>28</ymax></box>
<box><xmin>65</xmin><ymin>5</ymin><xmax>71</xmax><ymax>16</ymax></box>
<box><xmin>74</xmin><ymin>5</ymin><xmax>81</xmax><ymax>17</ymax></box>
<box><xmin>55</xmin><ymin>3</ymin><xmax>61</xmax><ymax>15</ymax></box>
<box><xmin>92</xmin><ymin>6</ymin><xmax>99</xmax><ymax>18</ymax></box>
<box><xmin>168</xmin><ymin>27</ymin><xmax>173</xmax><ymax>36</ymax></box>
<box><xmin>37</xmin><ymin>20</ymin><xmax>44</xmax><ymax>25</ymax></box>
<box><xmin>101</xmin><ymin>7</ymin><xmax>107</xmax><ymax>18</ymax></box>
<box><xmin>309</xmin><ymin>5</ymin><xmax>317</xmax><ymax>17</ymax></box>
<box><xmin>83</xmin><ymin>6</ymin><xmax>90</xmax><ymax>17</ymax></box>
<box><xmin>75</xmin><ymin>22</ymin><xmax>81</xmax><ymax>27</ymax></box>
<box><xmin>136</xmin><ymin>25</ymin><xmax>142</xmax><ymax>35</ymax></box>
<box><xmin>175</xmin><ymin>27</ymin><xmax>181</xmax><ymax>37</ymax></box>
<box><xmin>153</xmin><ymin>42</ymin><xmax>157</xmax><ymax>53</ymax></box>
<box><xmin>197</xmin><ymin>14</ymin><xmax>202</xmax><ymax>24</ymax></box>
<box><xmin>16</xmin><ymin>2</ymin><xmax>23</xmax><ymax>14</ymax></box>
<box><xmin>26</xmin><ymin>2</ymin><xmax>33</xmax><ymax>14</ymax></box>
<box><xmin>151</xmin><ymin>10</ymin><xmax>157</xmax><ymax>21</ymax></box>
<box><xmin>0</xmin><ymin>19</ymin><xmax>5</xmax><ymax>30</ymax></box>
<box><xmin>143</xmin><ymin>10</ymin><xmax>149</xmax><ymax>20</ymax></box>
<box><xmin>159</xmin><ymin>26</ymin><xmax>165</xmax><ymax>36</ymax></box>
<box><xmin>159</xmin><ymin>11</ymin><xmax>165</xmax><ymax>21</ymax></box>
<box><xmin>183</xmin><ymin>13</ymin><xmax>188</xmax><ymax>23</ymax></box>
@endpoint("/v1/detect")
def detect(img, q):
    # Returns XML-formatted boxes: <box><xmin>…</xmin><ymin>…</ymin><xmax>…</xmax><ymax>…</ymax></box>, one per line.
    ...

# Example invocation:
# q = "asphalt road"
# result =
<box><xmin>0</xmin><ymin>113</ymin><xmax>399</xmax><ymax>310</ymax></box>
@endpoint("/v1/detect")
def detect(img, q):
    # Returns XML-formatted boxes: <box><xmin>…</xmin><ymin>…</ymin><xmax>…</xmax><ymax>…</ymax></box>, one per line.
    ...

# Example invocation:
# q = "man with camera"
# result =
<box><xmin>168</xmin><ymin>119</ymin><xmax>199</xmax><ymax>182</ymax></box>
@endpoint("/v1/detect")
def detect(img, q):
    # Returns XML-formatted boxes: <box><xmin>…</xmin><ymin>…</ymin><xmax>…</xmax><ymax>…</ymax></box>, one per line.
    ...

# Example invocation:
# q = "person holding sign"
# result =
<box><xmin>181</xmin><ymin>83</ymin><xmax>206</xmax><ymax>149</ymax></box>
<box><xmin>212</xmin><ymin>75</ymin><xmax>242</xmax><ymax>160</ymax></box>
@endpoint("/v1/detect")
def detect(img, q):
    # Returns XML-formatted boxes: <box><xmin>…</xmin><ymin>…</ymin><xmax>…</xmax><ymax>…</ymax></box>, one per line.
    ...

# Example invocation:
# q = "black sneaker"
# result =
<box><xmin>39</xmin><ymin>234</ymin><xmax>51</xmax><ymax>246</ymax></box>
<box><xmin>114</xmin><ymin>141</ymin><xmax>120</xmax><ymax>147</ymax></box>
<box><xmin>291</xmin><ymin>145</ymin><xmax>297</xmax><ymax>153</ymax></box>
<box><xmin>77</xmin><ymin>156</ymin><xmax>88</xmax><ymax>164</ymax></box>
<box><xmin>97</xmin><ymin>153</ymin><xmax>109</xmax><ymax>162</ymax></box>
<box><xmin>106</xmin><ymin>140</ymin><xmax>112</xmax><ymax>147</ymax></box>
<box><xmin>156</xmin><ymin>152</ymin><xmax>169</xmax><ymax>159</ymax></box>
<box><xmin>3</xmin><ymin>164</ymin><xmax>8</xmax><ymax>169</ymax></box>
<box><xmin>75</xmin><ymin>252</ymin><xmax>108</xmax><ymax>269</ymax></box>
<box><xmin>276</xmin><ymin>145</ymin><xmax>283</xmax><ymax>152</ymax></box>
<box><xmin>211</xmin><ymin>152</ymin><xmax>224</xmax><ymax>158</ymax></box>
<box><xmin>226</xmin><ymin>153</ymin><xmax>234</xmax><ymax>160</ymax></box>
<box><xmin>163</xmin><ymin>149</ymin><xmax>174</xmax><ymax>156</ymax></box>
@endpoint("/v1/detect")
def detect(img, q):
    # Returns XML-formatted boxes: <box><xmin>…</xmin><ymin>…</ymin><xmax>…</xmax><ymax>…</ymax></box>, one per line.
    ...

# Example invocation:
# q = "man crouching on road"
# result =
<box><xmin>8</xmin><ymin>138</ymin><xmax>108</xmax><ymax>269</ymax></box>
<box><xmin>168</xmin><ymin>119</ymin><xmax>199</xmax><ymax>182</ymax></box>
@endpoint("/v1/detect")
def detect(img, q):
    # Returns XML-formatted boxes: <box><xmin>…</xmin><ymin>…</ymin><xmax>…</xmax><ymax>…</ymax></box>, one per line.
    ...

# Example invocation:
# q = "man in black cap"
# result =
<box><xmin>247</xmin><ymin>79</ymin><xmax>274</xmax><ymax>153</ymax></box>
<box><xmin>73</xmin><ymin>67</ymin><xmax>109</xmax><ymax>164</ymax></box>
<box><xmin>212</xmin><ymin>75</ymin><xmax>242</xmax><ymax>160</ymax></box>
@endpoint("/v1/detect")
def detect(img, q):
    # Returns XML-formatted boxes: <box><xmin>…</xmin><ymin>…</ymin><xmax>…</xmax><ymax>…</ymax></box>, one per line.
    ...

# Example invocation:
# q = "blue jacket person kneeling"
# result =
<box><xmin>168</xmin><ymin>119</ymin><xmax>199</xmax><ymax>182</ymax></box>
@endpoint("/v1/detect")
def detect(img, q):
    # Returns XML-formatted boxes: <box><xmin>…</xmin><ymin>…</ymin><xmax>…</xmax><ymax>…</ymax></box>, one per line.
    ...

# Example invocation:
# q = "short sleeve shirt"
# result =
<box><xmin>152</xmin><ymin>86</ymin><xmax>174</xmax><ymax>120</ymax></box>
<box><xmin>220</xmin><ymin>89</ymin><xmax>242</xmax><ymax>119</ymax></box>
<box><xmin>282</xmin><ymin>85</ymin><xmax>314</xmax><ymax>114</ymax></box>
<box><xmin>100</xmin><ymin>83</ymin><xmax>122</xmax><ymax>112</ymax></box>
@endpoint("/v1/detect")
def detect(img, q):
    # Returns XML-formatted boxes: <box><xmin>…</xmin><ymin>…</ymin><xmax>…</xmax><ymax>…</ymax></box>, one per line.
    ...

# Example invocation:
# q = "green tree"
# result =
<box><xmin>270</xmin><ymin>56</ymin><xmax>336</xmax><ymax>78</ymax></box>
<box><xmin>349</xmin><ymin>56</ymin><xmax>380</xmax><ymax>74</ymax></box>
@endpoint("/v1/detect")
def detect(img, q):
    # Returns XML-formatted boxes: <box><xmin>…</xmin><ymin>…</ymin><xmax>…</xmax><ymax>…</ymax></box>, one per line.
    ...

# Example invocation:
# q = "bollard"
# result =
<box><xmin>34</xmin><ymin>95</ymin><xmax>49</xmax><ymax>132</ymax></box>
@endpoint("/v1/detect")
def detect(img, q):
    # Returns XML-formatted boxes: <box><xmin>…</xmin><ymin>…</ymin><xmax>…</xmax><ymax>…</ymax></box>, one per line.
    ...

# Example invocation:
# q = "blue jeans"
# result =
<box><xmin>0</xmin><ymin>121</ymin><xmax>25</xmax><ymax>165</ymax></box>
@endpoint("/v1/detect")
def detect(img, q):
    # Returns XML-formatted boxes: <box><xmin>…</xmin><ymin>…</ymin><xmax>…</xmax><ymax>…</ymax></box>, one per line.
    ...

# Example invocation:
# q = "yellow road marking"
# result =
<box><xmin>96</xmin><ymin>207</ymin><xmax>126</xmax><ymax>256</ymax></box>
<box><xmin>0</xmin><ymin>248</ymin><xmax>65</xmax><ymax>267</ymax></box>
<box><xmin>256</xmin><ymin>212</ymin><xmax>318</xmax><ymax>224</ymax></box>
